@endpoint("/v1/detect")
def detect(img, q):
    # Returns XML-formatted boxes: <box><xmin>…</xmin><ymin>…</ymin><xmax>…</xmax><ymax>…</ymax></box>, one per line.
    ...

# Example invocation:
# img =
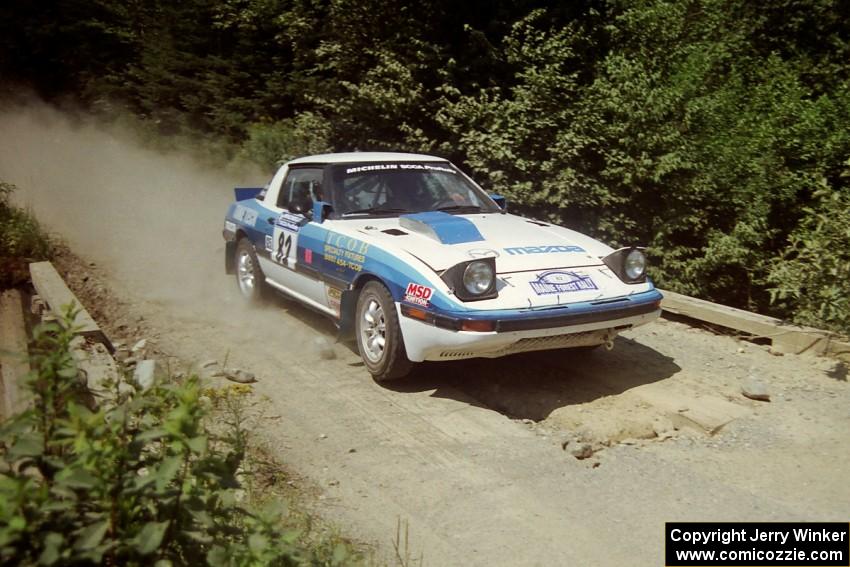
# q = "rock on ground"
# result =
<box><xmin>741</xmin><ymin>377</ymin><xmax>771</xmax><ymax>402</ymax></box>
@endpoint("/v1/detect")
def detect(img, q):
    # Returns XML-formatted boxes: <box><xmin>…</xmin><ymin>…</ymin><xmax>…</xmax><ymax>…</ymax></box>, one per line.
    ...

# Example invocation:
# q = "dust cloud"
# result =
<box><xmin>0</xmin><ymin>99</ymin><xmax>304</xmax><ymax>337</ymax></box>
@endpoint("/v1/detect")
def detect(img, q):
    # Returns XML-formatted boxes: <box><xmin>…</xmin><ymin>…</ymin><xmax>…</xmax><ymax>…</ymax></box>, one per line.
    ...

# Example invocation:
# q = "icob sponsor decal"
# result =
<box><xmin>530</xmin><ymin>271</ymin><xmax>597</xmax><ymax>295</ymax></box>
<box><xmin>265</xmin><ymin>235</ymin><xmax>274</xmax><ymax>253</ymax></box>
<box><xmin>504</xmin><ymin>245</ymin><xmax>585</xmax><ymax>255</ymax></box>
<box><xmin>275</xmin><ymin>211</ymin><xmax>305</xmax><ymax>232</ymax></box>
<box><xmin>404</xmin><ymin>283</ymin><xmax>433</xmax><ymax>306</ymax></box>
<box><xmin>323</xmin><ymin>232</ymin><xmax>369</xmax><ymax>273</ymax></box>
<box><xmin>233</xmin><ymin>205</ymin><xmax>258</xmax><ymax>227</ymax></box>
<box><xmin>223</xmin><ymin>220</ymin><xmax>237</xmax><ymax>233</ymax></box>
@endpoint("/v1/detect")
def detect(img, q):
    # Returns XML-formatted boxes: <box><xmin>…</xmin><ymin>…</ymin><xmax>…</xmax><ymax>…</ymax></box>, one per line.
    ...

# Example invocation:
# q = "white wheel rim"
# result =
<box><xmin>237</xmin><ymin>251</ymin><xmax>255</xmax><ymax>295</ymax></box>
<box><xmin>360</xmin><ymin>298</ymin><xmax>386</xmax><ymax>362</ymax></box>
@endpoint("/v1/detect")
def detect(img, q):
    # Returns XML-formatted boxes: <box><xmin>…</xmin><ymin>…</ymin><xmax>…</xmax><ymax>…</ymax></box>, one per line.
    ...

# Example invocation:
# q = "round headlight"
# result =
<box><xmin>624</xmin><ymin>248</ymin><xmax>646</xmax><ymax>280</ymax></box>
<box><xmin>462</xmin><ymin>261</ymin><xmax>494</xmax><ymax>295</ymax></box>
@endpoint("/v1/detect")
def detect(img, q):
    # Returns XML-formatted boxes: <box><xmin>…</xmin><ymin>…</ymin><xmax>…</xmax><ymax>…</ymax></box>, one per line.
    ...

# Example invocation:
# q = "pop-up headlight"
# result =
<box><xmin>603</xmin><ymin>247</ymin><xmax>648</xmax><ymax>284</ymax></box>
<box><xmin>441</xmin><ymin>258</ymin><xmax>498</xmax><ymax>301</ymax></box>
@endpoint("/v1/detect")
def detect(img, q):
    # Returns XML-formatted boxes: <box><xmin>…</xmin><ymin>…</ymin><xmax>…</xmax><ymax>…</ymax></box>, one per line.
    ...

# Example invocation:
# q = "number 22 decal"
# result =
<box><xmin>276</xmin><ymin>233</ymin><xmax>292</xmax><ymax>264</ymax></box>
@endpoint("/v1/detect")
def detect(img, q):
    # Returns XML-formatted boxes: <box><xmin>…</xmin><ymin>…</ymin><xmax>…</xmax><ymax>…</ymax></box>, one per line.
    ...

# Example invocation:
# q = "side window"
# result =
<box><xmin>341</xmin><ymin>175</ymin><xmax>388</xmax><ymax>210</ymax></box>
<box><xmin>277</xmin><ymin>168</ymin><xmax>323</xmax><ymax>214</ymax></box>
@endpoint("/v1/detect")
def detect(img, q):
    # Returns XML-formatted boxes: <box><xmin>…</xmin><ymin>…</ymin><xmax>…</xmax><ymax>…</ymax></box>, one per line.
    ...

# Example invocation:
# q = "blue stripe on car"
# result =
<box><xmin>431</xmin><ymin>288</ymin><xmax>663</xmax><ymax>321</ymax></box>
<box><xmin>227</xmin><ymin>199</ymin><xmax>274</xmax><ymax>249</ymax></box>
<box><xmin>233</xmin><ymin>206</ymin><xmax>660</xmax><ymax>324</ymax></box>
<box><xmin>399</xmin><ymin>211</ymin><xmax>485</xmax><ymax>244</ymax></box>
<box><xmin>358</xmin><ymin>246</ymin><xmax>456</xmax><ymax>309</ymax></box>
<box><xmin>299</xmin><ymin>224</ymin><xmax>453</xmax><ymax>307</ymax></box>
<box><xmin>302</xmin><ymin>221</ymin><xmax>660</xmax><ymax>320</ymax></box>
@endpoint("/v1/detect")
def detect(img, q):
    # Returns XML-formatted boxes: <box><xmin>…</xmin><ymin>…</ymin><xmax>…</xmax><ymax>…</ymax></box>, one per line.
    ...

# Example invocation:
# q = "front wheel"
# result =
<box><xmin>355</xmin><ymin>282</ymin><xmax>414</xmax><ymax>381</ymax></box>
<box><xmin>234</xmin><ymin>238</ymin><xmax>266</xmax><ymax>302</ymax></box>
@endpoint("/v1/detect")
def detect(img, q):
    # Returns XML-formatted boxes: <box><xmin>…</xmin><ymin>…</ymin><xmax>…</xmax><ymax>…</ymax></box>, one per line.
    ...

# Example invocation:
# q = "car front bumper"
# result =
<box><xmin>397</xmin><ymin>290</ymin><xmax>663</xmax><ymax>362</ymax></box>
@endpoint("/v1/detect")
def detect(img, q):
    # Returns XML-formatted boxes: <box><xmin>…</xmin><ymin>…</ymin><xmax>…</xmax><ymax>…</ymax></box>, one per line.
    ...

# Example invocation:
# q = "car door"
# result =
<box><xmin>263</xmin><ymin>167</ymin><xmax>326</xmax><ymax>302</ymax></box>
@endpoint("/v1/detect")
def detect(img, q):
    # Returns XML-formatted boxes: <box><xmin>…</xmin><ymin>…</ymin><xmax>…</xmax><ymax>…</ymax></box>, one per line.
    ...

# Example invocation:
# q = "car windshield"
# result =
<box><xmin>330</xmin><ymin>162</ymin><xmax>500</xmax><ymax>217</ymax></box>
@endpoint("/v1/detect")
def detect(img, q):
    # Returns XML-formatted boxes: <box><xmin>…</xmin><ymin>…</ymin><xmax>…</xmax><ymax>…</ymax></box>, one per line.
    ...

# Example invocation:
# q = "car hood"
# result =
<box><xmin>348</xmin><ymin>212</ymin><xmax>613</xmax><ymax>273</ymax></box>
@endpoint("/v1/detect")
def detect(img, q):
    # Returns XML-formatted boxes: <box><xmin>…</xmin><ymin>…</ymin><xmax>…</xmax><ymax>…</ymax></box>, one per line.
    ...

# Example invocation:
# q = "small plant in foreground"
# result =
<box><xmin>0</xmin><ymin>308</ymin><xmax>356</xmax><ymax>566</ymax></box>
<box><xmin>0</xmin><ymin>181</ymin><xmax>52</xmax><ymax>289</ymax></box>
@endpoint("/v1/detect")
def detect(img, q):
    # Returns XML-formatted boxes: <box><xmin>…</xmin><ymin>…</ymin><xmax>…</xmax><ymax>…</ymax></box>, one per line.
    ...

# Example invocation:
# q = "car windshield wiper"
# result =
<box><xmin>435</xmin><ymin>204</ymin><xmax>482</xmax><ymax>213</ymax></box>
<box><xmin>342</xmin><ymin>206</ymin><xmax>413</xmax><ymax>217</ymax></box>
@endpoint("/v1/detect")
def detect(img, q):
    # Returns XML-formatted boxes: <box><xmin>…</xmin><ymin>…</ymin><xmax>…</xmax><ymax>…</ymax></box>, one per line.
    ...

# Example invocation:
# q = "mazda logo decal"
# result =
<box><xmin>467</xmin><ymin>248</ymin><xmax>499</xmax><ymax>258</ymax></box>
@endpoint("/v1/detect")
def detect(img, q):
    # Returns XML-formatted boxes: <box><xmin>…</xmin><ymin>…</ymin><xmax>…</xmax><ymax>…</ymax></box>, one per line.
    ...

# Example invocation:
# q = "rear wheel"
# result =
<box><xmin>235</xmin><ymin>238</ymin><xmax>266</xmax><ymax>302</ymax></box>
<box><xmin>355</xmin><ymin>282</ymin><xmax>413</xmax><ymax>381</ymax></box>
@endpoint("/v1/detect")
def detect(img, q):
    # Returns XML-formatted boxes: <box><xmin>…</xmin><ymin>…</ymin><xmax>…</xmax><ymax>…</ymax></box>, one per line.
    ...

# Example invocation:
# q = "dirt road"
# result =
<box><xmin>2</xmin><ymin>103</ymin><xmax>848</xmax><ymax>565</ymax></box>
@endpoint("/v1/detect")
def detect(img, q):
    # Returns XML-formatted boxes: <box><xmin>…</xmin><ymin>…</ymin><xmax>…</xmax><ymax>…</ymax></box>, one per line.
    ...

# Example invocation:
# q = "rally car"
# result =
<box><xmin>223</xmin><ymin>152</ymin><xmax>663</xmax><ymax>380</ymax></box>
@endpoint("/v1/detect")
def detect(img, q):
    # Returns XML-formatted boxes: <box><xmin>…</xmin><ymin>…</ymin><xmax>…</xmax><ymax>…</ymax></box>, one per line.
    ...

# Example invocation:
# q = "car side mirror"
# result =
<box><xmin>490</xmin><ymin>194</ymin><xmax>507</xmax><ymax>212</ymax></box>
<box><xmin>313</xmin><ymin>200</ymin><xmax>333</xmax><ymax>223</ymax></box>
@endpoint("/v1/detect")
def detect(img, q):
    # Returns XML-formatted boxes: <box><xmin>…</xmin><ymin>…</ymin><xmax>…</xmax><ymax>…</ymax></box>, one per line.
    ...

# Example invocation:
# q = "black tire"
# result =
<box><xmin>234</xmin><ymin>238</ymin><xmax>266</xmax><ymax>303</ymax></box>
<box><xmin>355</xmin><ymin>281</ymin><xmax>414</xmax><ymax>381</ymax></box>
<box><xmin>571</xmin><ymin>344</ymin><xmax>601</xmax><ymax>353</ymax></box>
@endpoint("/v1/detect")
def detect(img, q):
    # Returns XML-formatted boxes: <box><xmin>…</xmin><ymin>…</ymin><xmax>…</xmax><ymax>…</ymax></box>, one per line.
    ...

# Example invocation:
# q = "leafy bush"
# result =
<box><xmin>0</xmin><ymin>181</ymin><xmax>51</xmax><ymax>289</ymax></box>
<box><xmin>0</xmin><ymin>309</ymin><xmax>357</xmax><ymax>566</ymax></box>
<box><xmin>3</xmin><ymin>0</ymin><xmax>850</xmax><ymax>329</ymax></box>
<box><xmin>430</xmin><ymin>0</ymin><xmax>850</xmax><ymax>328</ymax></box>
<box><xmin>767</xmin><ymin>180</ymin><xmax>850</xmax><ymax>335</ymax></box>
<box><xmin>239</xmin><ymin>114</ymin><xmax>333</xmax><ymax>170</ymax></box>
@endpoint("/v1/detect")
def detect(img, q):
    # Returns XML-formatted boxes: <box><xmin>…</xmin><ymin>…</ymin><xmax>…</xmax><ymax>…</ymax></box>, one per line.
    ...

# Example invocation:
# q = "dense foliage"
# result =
<box><xmin>0</xmin><ymin>310</ymin><xmax>357</xmax><ymax>565</ymax></box>
<box><xmin>0</xmin><ymin>182</ymin><xmax>52</xmax><ymax>289</ymax></box>
<box><xmin>1</xmin><ymin>0</ymin><xmax>848</xmax><ymax>332</ymax></box>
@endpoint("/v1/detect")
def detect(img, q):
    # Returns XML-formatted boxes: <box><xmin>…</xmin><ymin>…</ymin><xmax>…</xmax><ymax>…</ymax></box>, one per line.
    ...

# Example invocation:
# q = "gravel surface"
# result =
<box><xmin>3</xmin><ymin>104</ymin><xmax>848</xmax><ymax>566</ymax></box>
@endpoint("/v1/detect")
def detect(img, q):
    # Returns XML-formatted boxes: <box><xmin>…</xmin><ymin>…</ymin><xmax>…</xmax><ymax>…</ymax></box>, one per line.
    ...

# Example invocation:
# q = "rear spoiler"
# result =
<box><xmin>234</xmin><ymin>187</ymin><xmax>264</xmax><ymax>201</ymax></box>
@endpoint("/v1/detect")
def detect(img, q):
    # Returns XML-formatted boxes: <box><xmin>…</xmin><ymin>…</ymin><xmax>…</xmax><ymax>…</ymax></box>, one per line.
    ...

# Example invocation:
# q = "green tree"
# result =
<box><xmin>767</xmin><ymin>175</ymin><xmax>850</xmax><ymax>334</ymax></box>
<box><xmin>434</xmin><ymin>0</ymin><xmax>850</xmax><ymax>324</ymax></box>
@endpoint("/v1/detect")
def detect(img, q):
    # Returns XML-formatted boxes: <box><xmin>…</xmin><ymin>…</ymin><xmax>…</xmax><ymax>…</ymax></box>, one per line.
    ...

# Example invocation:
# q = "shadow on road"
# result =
<box><xmin>265</xmin><ymin>291</ymin><xmax>681</xmax><ymax>421</ymax></box>
<box><xmin>385</xmin><ymin>335</ymin><xmax>681</xmax><ymax>421</ymax></box>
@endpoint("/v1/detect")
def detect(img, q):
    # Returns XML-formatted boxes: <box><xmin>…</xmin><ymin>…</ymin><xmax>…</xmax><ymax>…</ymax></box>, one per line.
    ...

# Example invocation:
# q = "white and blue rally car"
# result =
<box><xmin>223</xmin><ymin>152</ymin><xmax>663</xmax><ymax>380</ymax></box>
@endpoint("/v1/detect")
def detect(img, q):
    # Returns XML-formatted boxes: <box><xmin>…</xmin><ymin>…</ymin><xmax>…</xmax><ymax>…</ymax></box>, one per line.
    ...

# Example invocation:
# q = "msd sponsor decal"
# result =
<box><xmin>530</xmin><ymin>271</ymin><xmax>598</xmax><ymax>295</ymax></box>
<box><xmin>404</xmin><ymin>283</ymin><xmax>433</xmax><ymax>307</ymax></box>
<box><xmin>504</xmin><ymin>245</ymin><xmax>586</xmax><ymax>255</ymax></box>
